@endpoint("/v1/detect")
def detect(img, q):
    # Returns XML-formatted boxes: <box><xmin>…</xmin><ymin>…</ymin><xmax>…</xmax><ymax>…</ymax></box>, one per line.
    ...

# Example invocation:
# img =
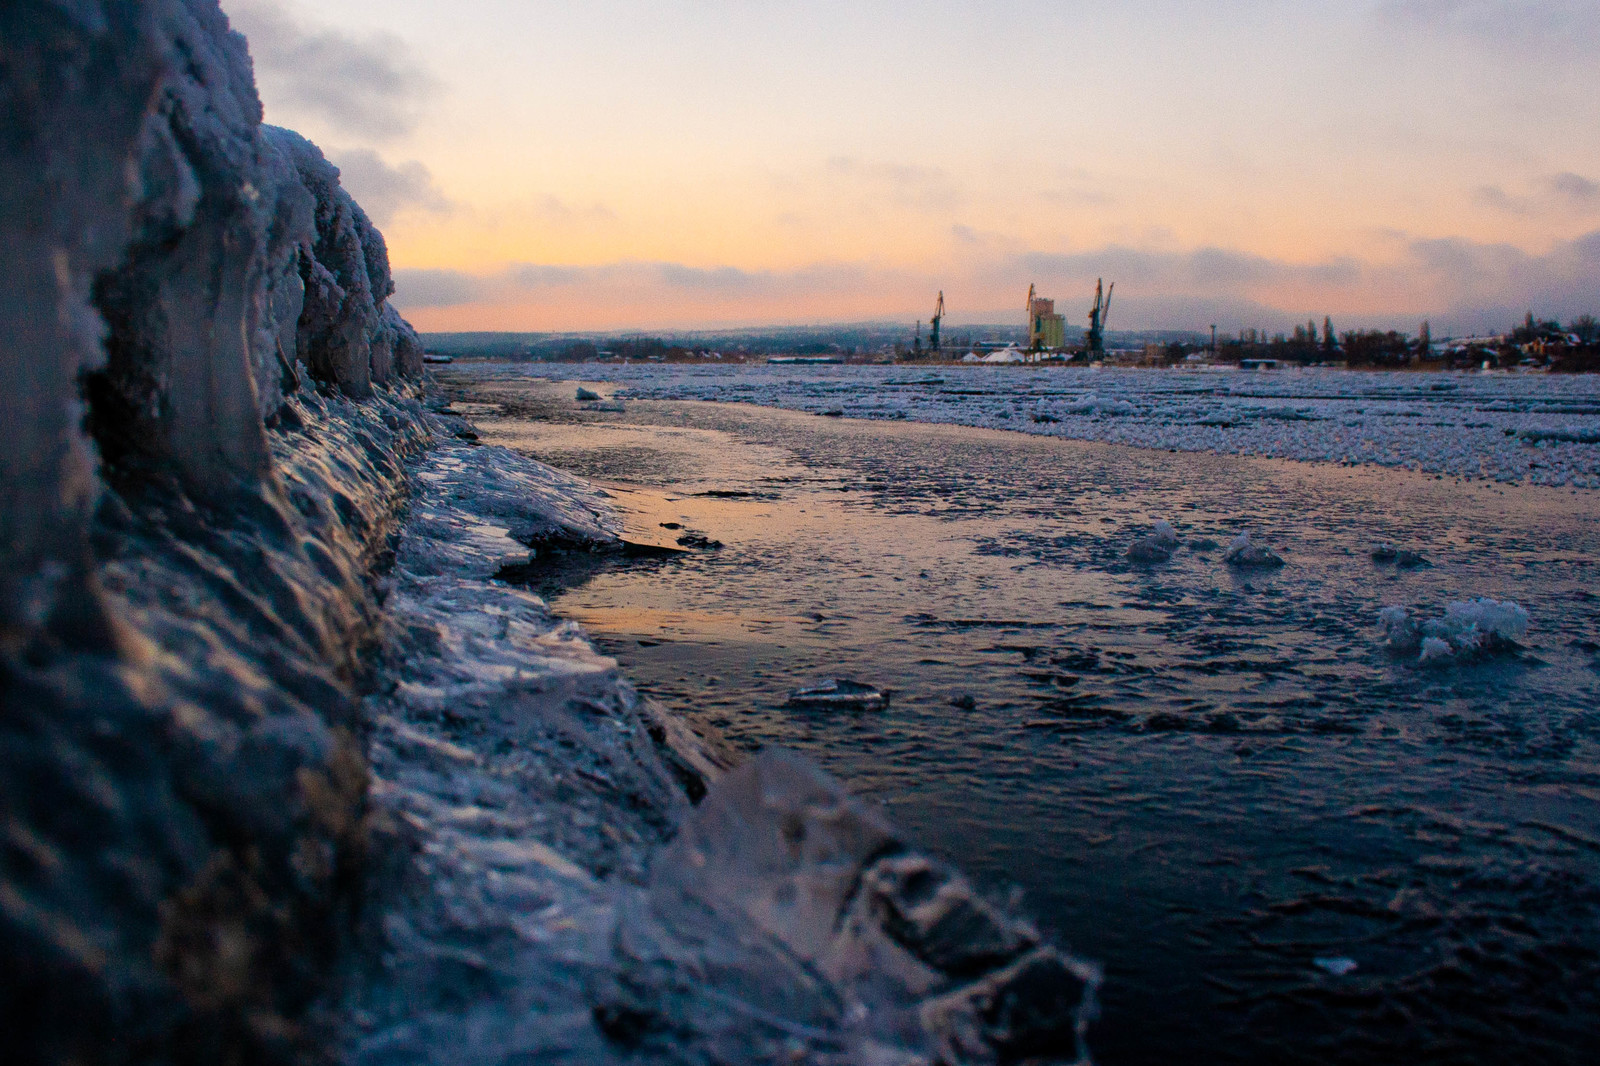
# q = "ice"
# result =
<box><xmin>1314</xmin><ymin>957</ymin><xmax>1359</xmax><ymax>977</ymax></box>
<box><xmin>1224</xmin><ymin>532</ymin><xmax>1284</xmax><ymax>568</ymax></box>
<box><xmin>785</xmin><ymin>678</ymin><xmax>892</xmax><ymax>710</ymax></box>
<box><xmin>1127</xmin><ymin>519</ymin><xmax>1180</xmax><ymax>563</ymax></box>
<box><xmin>463</xmin><ymin>364</ymin><xmax>1600</xmax><ymax>489</ymax></box>
<box><xmin>1419</xmin><ymin>637</ymin><xmax>1454</xmax><ymax>663</ymax></box>
<box><xmin>1441</xmin><ymin>597</ymin><xmax>1530</xmax><ymax>647</ymax></box>
<box><xmin>1378</xmin><ymin>599</ymin><xmax>1529</xmax><ymax>661</ymax></box>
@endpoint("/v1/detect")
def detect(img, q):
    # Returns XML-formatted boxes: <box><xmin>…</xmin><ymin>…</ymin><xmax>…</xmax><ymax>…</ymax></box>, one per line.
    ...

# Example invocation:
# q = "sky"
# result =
<box><xmin>225</xmin><ymin>0</ymin><xmax>1600</xmax><ymax>335</ymax></box>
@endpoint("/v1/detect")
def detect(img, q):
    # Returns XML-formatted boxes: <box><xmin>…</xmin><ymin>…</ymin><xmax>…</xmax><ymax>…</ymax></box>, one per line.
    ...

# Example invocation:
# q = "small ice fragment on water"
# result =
<box><xmin>786</xmin><ymin>679</ymin><xmax>890</xmax><ymax>710</ymax></box>
<box><xmin>1314</xmin><ymin>957</ymin><xmax>1359</xmax><ymax>976</ymax></box>
<box><xmin>1371</xmin><ymin>543</ymin><xmax>1398</xmax><ymax>561</ymax></box>
<box><xmin>1224</xmin><ymin>532</ymin><xmax>1284</xmax><ymax>568</ymax></box>
<box><xmin>1378</xmin><ymin>605</ymin><xmax>1419</xmax><ymax>653</ymax></box>
<box><xmin>575</xmin><ymin>387</ymin><xmax>601</xmax><ymax>401</ymax></box>
<box><xmin>1127</xmin><ymin>520</ymin><xmax>1180</xmax><ymax>563</ymax></box>
<box><xmin>1442</xmin><ymin>598</ymin><xmax>1529</xmax><ymax>645</ymax></box>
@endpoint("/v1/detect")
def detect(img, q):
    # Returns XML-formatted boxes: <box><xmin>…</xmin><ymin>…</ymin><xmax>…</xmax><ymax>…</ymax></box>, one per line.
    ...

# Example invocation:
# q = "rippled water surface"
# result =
<box><xmin>442</xmin><ymin>370</ymin><xmax>1600</xmax><ymax>1065</ymax></box>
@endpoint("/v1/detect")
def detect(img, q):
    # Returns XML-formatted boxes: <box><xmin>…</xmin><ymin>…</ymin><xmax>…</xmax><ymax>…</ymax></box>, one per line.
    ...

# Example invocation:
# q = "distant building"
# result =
<box><xmin>1028</xmin><ymin>294</ymin><xmax>1066</xmax><ymax>349</ymax></box>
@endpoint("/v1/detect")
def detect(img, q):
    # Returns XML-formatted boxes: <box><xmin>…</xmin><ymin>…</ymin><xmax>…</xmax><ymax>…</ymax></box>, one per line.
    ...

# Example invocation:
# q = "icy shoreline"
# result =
<box><xmin>334</xmin><ymin>408</ymin><xmax>1100</xmax><ymax>1064</ymax></box>
<box><xmin>460</xmin><ymin>362</ymin><xmax>1600</xmax><ymax>489</ymax></box>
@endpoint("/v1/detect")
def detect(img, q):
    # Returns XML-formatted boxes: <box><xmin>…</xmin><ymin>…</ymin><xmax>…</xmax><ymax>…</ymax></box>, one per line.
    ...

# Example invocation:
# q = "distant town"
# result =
<box><xmin>421</xmin><ymin>286</ymin><xmax>1600</xmax><ymax>373</ymax></box>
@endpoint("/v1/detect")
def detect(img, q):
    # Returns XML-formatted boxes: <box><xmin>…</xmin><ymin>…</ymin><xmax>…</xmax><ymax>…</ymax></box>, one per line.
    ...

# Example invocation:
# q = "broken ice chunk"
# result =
<box><xmin>1418</xmin><ymin>636</ymin><xmax>1454</xmax><ymax>663</ymax></box>
<box><xmin>1314</xmin><ymin>956</ymin><xmax>1359</xmax><ymax>976</ymax></box>
<box><xmin>1127</xmin><ymin>520</ymin><xmax>1180</xmax><ymax>563</ymax></box>
<box><xmin>786</xmin><ymin>679</ymin><xmax>891</xmax><ymax>710</ymax></box>
<box><xmin>1224</xmin><ymin>532</ymin><xmax>1284</xmax><ymax>568</ymax></box>
<box><xmin>1378</xmin><ymin>598</ymin><xmax>1530</xmax><ymax>661</ymax></box>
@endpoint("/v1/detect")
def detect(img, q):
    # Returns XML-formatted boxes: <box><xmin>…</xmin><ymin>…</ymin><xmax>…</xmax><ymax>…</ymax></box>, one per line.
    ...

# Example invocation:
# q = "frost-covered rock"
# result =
<box><xmin>1224</xmin><ymin>532</ymin><xmax>1284</xmax><ymax>568</ymax></box>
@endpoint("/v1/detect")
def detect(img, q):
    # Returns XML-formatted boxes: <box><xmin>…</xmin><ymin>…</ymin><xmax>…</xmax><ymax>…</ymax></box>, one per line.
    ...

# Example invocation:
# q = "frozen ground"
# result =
<box><xmin>462</xmin><ymin>363</ymin><xmax>1600</xmax><ymax>488</ymax></box>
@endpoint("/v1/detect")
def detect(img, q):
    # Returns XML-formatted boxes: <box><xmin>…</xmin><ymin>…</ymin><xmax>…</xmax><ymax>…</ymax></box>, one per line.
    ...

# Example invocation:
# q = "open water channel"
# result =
<box><xmin>440</xmin><ymin>370</ymin><xmax>1600</xmax><ymax>1065</ymax></box>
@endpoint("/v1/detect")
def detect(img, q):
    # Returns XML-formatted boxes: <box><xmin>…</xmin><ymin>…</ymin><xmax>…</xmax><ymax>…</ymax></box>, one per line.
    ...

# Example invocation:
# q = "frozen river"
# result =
<box><xmin>440</xmin><ymin>365</ymin><xmax>1600</xmax><ymax>1065</ymax></box>
<box><xmin>470</xmin><ymin>361</ymin><xmax>1600</xmax><ymax>487</ymax></box>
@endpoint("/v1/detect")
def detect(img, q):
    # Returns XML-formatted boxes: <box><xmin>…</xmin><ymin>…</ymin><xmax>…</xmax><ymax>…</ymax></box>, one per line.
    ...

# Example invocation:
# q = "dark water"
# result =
<box><xmin>446</xmin><ymin>374</ymin><xmax>1600</xmax><ymax>1065</ymax></box>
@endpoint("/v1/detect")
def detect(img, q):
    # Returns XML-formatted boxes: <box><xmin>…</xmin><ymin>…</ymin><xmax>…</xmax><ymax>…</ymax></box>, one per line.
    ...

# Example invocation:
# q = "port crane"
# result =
<box><xmin>1086</xmin><ymin>278</ymin><xmax>1114</xmax><ymax>356</ymax></box>
<box><xmin>930</xmin><ymin>291</ymin><xmax>944</xmax><ymax>352</ymax></box>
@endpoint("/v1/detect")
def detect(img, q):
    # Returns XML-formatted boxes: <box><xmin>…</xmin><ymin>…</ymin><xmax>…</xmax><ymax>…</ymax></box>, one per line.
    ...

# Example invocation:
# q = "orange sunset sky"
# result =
<box><xmin>227</xmin><ymin>1</ymin><xmax>1600</xmax><ymax>335</ymax></box>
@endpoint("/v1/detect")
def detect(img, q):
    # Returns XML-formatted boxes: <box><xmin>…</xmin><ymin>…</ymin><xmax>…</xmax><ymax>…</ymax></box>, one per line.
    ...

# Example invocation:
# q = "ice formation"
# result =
<box><xmin>1379</xmin><ymin>599</ymin><xmax>1530</xmax><ymax>661</ymax></box>
<box><xmin>1224</xmin><ymin>532</ymin><xmax>1285</xmax><ymax>568</ymax></box>
<box><xmin>2</xmin><ymin>9</ymin><xmax>1097</xmax><ymax>1062</ymax></box>
<box><xmin>1127</xmin><ymin>519</ymin><xmax>1180</xmax><ymax>563</ymax></box>
<box><xmin>479</xmin><ymin>363</ymin><xmax>1600</xmax><ymax>489</ymax></box>
<box><xmin>3</xmin><ymin>3</ymin><xmax>429</xmax><ymax>1059</ymax></box>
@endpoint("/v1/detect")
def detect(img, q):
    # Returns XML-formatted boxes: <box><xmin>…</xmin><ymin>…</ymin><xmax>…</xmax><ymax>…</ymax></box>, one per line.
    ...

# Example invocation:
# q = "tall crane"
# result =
<box><xmin>1026</xmin><ymin>283</ymin><xmax>1037</xmax><ymax>350</ymax></box>
<box><xmin>1086</xmin><ymin>278</ymin><xmax>1114</xmax><ymax>357</ymax></box>
<box><xmin>930</xmin><ymin>291</ymin><xmax>945</xmax><ymax>352</ymax></box>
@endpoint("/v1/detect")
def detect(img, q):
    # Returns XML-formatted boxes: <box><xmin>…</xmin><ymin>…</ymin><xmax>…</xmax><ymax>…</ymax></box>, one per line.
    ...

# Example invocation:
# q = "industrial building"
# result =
<box><xmin>1027</xmin><ymin>284</ymin><xmax>1066</xmax><ymax>349</ymax></box>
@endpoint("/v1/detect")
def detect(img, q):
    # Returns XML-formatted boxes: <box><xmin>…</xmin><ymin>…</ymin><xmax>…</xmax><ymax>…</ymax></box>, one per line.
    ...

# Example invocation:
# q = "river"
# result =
<box><xmin>440</xmin><ymin>368</ymin><xmax>1600</xmax><ymax>1065</ymax></box>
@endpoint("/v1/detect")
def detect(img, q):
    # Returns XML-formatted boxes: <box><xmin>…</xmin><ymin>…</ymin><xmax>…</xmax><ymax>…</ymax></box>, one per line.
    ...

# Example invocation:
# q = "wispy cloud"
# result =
<box><xmin>1551</xmin><ymin>172</ymin><xmax>1600</xmax><ymax>204</ymax></box>
<box><xmin>327</xmin><ymin>148</ymin><xmax>452</xmax><ymax>225</ymax></box>
<box><xmin>532</xmin><ymin>196</ymin><xmax>617</xmax><ymax>223</ymax></box>
<box><xmin>1374</xmin><ymin>0</ymin><xmax>1600</xmax><ymax>49</ymax></box>
<box><xmin>1472</xmin><ymin>172</ymin><xmax>1600</xmax><ymax>217</ymax></box>
<box><xmin>228</xmin><ymin>1</ymin><xmax>437</xmax><ymax>140</ymax></box>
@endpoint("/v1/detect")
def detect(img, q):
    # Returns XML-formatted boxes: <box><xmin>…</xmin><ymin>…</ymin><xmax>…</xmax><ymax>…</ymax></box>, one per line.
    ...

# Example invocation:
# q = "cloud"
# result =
<box><xmin>532</xmin><ymin>196</ymin><xmax>616</xmax><ymax>223</ymax></box>
<box><xmin>328</xmin><ymin>149</ymin><xmax>452</xmax><ymax>225</ymax></box>
<box><xmin>1374</xmin><ymin>1</ymin><xmax>1600</xmax><ymax>50</ymax></box>
<box><xmin>227</xmin><ymin>1</ymin><xmax>436</xmax><ymax>140</ymax></box>
<box><xmin>1472</xmin><ymin>184</ymin><xmax>1530</xmax><ymax>215</ymax></box>
<box><xmin>1018</xmin><ymin>245</ymin><xmax>1363</xmax><ymax>291</ymax></box>
<box><xmin>390</xmin><ymin>230</ymin><xmax>1600</xmax><ymax>334</ymax></box>
<box><xmin>1404</xmin><ymin>230</ymin><xmax>1600</xmax><ymax>325</ymax></box>
<box><xmin>1470</xmin><ymin>172</ymin><xmax>1600</xmax><ymax>216</ymax></box>
<box><xmin>392</xmin><ymin>268</ymin><xmax>485</xmax><ymax>308</ymax></box>
<box><xmin>394</xmin><ymin>260</ymin><xmax>873</xmax><ymax>311</ymax></box>
<box><xmin>1551</xmin><ymin>172</ymin><xmax>1600</xmax><ymax>204</ymax></box>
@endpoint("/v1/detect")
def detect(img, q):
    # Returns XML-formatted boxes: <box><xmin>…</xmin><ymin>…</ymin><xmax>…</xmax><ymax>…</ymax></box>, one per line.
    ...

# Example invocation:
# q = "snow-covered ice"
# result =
<box><xmin>468</xmin><ymin>363</ymin><xmax>1600</xmax><ymax>488</ymax></box>
<box><xmin>1379</xmin><ymin>598</ymin><xmax>1530</xmax><ymax>661</ymax></box>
